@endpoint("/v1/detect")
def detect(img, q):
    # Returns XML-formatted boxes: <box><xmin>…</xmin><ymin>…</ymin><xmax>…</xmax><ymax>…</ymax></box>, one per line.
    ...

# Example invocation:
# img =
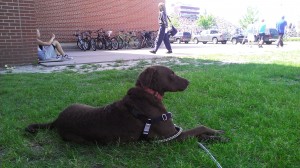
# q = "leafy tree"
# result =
<box><xmin>168</xmin><ymin>14</ymin><xmax>180</xmax><ymax>28</ymax></box>
<box><xmin>196</xmin><ymin>14</ymin><xmax>216</xmax><ymax>30</ymax></box>
<box><xmin>239</xmin><ymin>7</ymin><xmax>259</xmax><ymax>29</ymax></box>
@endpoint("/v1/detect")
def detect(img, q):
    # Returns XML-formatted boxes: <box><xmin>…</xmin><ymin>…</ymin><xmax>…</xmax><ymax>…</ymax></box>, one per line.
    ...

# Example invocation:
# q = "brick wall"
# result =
<box><xmin>0</xmin><ymin>0</ymin><xmax>37</xmax><ymax>67</ymax></box>
<box><xmin>35</xmin><ymin>0</ymin><xmax>161</xmax><ymax>42</ymax></box>
<box><xmin>0</xmin><ymin>0</ymin><xmax>162</xmax><ymax>66</ymax></box>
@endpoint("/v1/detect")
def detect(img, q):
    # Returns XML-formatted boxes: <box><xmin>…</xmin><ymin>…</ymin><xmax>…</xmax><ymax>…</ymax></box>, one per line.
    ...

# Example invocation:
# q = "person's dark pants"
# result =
<box><xmin>153</xmin><ymin>25</ymin><xmax>172</xmax><ymax>52</ymax></box>
<box><xmin>277</xmin><ymin>33</ymin><xmax>284</xmax><ymax>47</ymax></box>
<box><xmin>258</xmin><ymin>33</ymin><xmax>265</xmax><ymax>46</ymax></box>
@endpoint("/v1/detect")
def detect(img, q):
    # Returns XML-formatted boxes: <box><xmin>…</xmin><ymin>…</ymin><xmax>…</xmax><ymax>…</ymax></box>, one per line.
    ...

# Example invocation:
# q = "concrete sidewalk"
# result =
<box><xmin>39</xmin><ymin>42</ymin><xmax>300</xmax><ymax>67</ymax></box>
<box><xmin>39</xmin><ymin>43</ymin><xmax>166</xmax><ymax>67</ymax></box>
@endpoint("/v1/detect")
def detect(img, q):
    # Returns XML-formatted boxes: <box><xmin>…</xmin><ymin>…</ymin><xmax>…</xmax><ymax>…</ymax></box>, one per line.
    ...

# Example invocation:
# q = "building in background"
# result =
<box><xmin>167</xmin><ymin>2</ymin><xmax>200</xmax><ymax>20</ymax></box>
<box><xmin>174</xmin><ymin>5</ymin><xmax>200</xmax><ymax>20</ymax></box>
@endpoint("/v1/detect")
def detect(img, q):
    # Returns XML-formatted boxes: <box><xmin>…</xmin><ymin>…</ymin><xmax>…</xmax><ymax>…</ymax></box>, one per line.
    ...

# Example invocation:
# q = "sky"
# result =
<box><xmin>166</xmin><ymin>0</ymin><xmax>300</xmax><ymax>26</ymax></box>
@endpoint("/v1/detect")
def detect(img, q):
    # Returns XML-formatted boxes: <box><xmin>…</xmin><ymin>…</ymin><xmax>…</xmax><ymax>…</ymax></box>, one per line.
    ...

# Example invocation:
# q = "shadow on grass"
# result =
<box><xmin>0</xmin><ymin>58</ymin><xmax>299</xmax><ymax>167</ymax></box>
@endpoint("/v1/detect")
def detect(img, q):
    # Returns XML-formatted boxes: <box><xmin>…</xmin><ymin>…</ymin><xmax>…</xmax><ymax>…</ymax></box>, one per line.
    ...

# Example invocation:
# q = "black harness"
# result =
<box><xmin>130</xmin><ymin>109</ymin><xmax>173</xmax><ymax>141</ymax></box>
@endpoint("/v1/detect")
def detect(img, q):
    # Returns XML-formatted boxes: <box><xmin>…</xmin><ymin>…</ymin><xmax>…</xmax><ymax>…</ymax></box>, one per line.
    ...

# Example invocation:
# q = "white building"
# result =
<box><xmin>174</xmin><ymin>5</ymin><xmax>200</xmax><ymax>19</ymax></box>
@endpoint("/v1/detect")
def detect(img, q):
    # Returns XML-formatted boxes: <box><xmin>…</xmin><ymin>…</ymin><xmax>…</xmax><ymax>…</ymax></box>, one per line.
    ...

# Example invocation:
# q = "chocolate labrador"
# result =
<box><xmin>26</xmin><ymin>65</ymin><xmax>225</xmax><ymax>144</ymax></box>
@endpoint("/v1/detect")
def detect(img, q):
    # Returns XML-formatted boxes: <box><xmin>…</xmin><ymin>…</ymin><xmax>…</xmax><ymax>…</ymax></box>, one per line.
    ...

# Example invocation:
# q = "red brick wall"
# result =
<box><xmin>0</xmin><ymin>0</ymin><xmax>162</xmax><ymax>66</ymax></box>
<box><xmin>35</xmin><ymin>0</ymin><xmax>162</xmax><ymax>42</ymax></box>
<box><xmin>0</xmin><ymin>0</ymin><xmax>37</xmax><ymax>67</ymax></box>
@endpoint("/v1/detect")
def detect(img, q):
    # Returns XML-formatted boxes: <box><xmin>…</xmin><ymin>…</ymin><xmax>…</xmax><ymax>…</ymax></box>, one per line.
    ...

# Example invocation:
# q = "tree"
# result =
<box><xmin>196</xmin><ymin>14</ymin><xmax>216</xmax><ymax>30</ymax></box>
<box><xmin>239</xmin><ymin>7</ymin><xmax>259</xmax><ymax>29</ymax></box>
<box><xmin>168</xmin><ymin>14</ymin><xmax>180</xmax><ymax>28</ymax></box>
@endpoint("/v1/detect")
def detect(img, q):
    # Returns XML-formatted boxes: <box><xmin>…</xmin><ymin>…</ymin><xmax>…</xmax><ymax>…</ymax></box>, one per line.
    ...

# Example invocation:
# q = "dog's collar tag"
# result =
<box><xmin>143</xmin><ymin>119</ymin><xmax>152</xmax><ymax>135</ymax></box>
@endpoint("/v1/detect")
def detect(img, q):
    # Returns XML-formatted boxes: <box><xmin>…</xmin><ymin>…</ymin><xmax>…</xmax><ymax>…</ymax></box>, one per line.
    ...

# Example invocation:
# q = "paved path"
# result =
<box><xmin>40</xmin><ymin>42</ymin><xmax>300</xmax><ymax>67</ymax></box>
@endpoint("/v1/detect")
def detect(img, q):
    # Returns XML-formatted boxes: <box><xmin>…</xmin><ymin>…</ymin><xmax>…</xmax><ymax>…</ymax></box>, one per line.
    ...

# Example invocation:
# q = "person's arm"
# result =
<box><xmin>37</xmin><ymin>34</ymin><xmax>55</xmax><ymax>46</ymax></box>
<box><xmin>162</xmin><ymin>12</ymin><xmax>168</xmax><ymax>27</ymax></box>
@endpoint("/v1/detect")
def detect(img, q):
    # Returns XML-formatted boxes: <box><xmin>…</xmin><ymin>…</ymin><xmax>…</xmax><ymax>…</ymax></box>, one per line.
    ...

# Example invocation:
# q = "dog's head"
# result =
<box><xmin>136</xmin><ymin>66</ymin><xmax>189</xmax><ymax>94</ymax></box>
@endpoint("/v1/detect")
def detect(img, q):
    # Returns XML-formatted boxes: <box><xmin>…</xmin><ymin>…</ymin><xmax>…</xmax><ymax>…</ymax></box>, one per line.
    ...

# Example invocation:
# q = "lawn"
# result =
<box><xmin>0</xmin><ymin>50</ymin><xmax>300</xmax><ymax>167</ymax></box>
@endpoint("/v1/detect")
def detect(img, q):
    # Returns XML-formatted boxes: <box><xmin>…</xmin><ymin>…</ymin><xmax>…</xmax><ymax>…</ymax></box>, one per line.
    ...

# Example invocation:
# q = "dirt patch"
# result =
<box><xmin>0</xmin><ymin>57</ymin><xmax>185</xmax><ymax>74</ymax></box>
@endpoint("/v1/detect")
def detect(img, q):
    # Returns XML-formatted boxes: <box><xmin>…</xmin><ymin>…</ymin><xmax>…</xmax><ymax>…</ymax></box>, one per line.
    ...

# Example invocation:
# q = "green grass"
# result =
<box><xmin>1</xmin><ymin>51</ymin><xmax>300</xmax><ymax>167</ymax></box>
<box><xmin>286</xmin><ymin>37</ymin><xmax>300</xmax><ymax>42</ymax></box>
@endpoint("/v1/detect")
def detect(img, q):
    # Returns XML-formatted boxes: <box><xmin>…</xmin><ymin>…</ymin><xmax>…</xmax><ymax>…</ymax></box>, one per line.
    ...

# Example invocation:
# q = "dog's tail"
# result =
<box><xmin>25</xmin><ymin>122</ymin><xmax>54</xmax><ymax>134</ymax></box>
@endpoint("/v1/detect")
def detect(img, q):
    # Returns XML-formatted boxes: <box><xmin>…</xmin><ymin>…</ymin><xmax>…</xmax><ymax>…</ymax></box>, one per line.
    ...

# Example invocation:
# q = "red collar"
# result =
<box><xmin>143</xmin><ymin>87</ymin><xmax>163</xmax><ymax>101</ymax></box>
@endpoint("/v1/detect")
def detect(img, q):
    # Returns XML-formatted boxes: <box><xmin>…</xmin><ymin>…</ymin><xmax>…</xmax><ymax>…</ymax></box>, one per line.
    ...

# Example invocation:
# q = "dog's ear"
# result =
<box><xmin>135</xmin><ymin>67</ymin><xmax>156</xmax><ymax>88</ymax></box>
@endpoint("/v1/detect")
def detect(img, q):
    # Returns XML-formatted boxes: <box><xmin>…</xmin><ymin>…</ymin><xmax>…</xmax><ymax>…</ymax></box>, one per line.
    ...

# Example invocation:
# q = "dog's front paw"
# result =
<box><xmin>199</xmin><ymin>135</ymin><xmax>229</xmax><ymax>143</ymax></box>
<box><xmin>25</xmin><ymin>126</ymin><xmax>37</xmax><ymax>134</ymax></box>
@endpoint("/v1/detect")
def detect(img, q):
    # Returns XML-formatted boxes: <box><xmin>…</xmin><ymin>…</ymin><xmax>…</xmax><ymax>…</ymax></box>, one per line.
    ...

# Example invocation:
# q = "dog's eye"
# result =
<box><xmin>169</xmin><ymin>73</ymin><xmax>176</xmax><ymax>79</ymax></box>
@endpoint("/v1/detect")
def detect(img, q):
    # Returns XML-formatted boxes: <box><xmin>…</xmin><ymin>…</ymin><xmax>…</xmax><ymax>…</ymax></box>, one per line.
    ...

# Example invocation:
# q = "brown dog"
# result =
<box><xmin>26</xmin><ymin>66</ymin><xmax>224</xmax><ymax>144</ymax></box>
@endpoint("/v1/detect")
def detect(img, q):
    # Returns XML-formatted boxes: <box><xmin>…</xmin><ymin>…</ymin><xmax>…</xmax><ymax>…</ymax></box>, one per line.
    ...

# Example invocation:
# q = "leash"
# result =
<box><xmin>198</xmin><ymin>142</ymin><xmax>223</xmax><ymax>168</ymax></box>
<box><xmin>153</xmin><ymin>126</ymin><xmax>182</xmax><ymax>143</ymax></box>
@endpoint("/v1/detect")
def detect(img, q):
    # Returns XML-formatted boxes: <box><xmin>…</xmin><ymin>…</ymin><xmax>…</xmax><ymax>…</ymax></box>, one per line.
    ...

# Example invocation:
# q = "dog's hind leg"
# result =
<box><xmin>25</xmin><ymin>123</ymin><xmax>54</xmax><ymax>134</ymax></box>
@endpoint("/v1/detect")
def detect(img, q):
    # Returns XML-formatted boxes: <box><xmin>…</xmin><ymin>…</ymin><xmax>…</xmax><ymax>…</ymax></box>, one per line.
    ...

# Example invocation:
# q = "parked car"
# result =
<box><xmin>169</xmin><ymin>32</ymin><xmax>191</xmax><ymax>43</ymax></box>
<box><xmin>230</xmin><ymin>33</ymin><xmax>247</xmax><ymax>44</ymax></box>
<box><xmin>263</xmin><ymin>28</ymin><xmax>279</xmax><ymax>44</ymax></box>
<box><xmin>229</xmin><ymin>28</ymin><xmax>247</xmax><ymax>44</ymax></box>
<box><xmin>230</xmin><ymin>28</ymin><xmax>278</xmax><ymax>45</ymax></box>
<box><xmin>193</xmin><ymin>29</ymin><xmax>228</xmax><ymax>44</ymax></box>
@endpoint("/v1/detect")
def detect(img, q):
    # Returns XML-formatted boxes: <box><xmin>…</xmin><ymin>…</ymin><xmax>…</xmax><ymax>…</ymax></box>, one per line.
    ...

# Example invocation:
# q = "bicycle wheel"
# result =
<box><xmin>77</xmin><ymin>40</ymin><xmax>83</xmax><ymax>50</ymax></box>
<box><xmin>83</xmin><ymin>40</ymin><xmax>89</xmax><ymax>50</ymax></box>
<box><xmin>111</xmin><ymin>37</ymin><xmax>119</xmax><ymax>50</ymax></box>
<box><xmin>91</xmin><ymin>38</ymin><xmax>97</xmax><ymax>51</ymax></box>
<box><xmin>96</xmin><ymin>39</ymin><xmax>104</xmax><ymax>50</ymax></box>
<box><xmin>140</xmin><ymin>38</ymin><xmax>146</xmax><ymax>49</ymax></box>
<box><xmin>78</xmin><ymin>40</ymin><xmax>87</xmax><ymax>51</ymax></box>
<box><xmin>86</xmin><ymin>40</ymin><xmax>91</xmax><ymax>50</ymax></box>
<box><xmin>117</xmin><ymin>38</ymin><xmax>124</xmax><ymax>49</ymax></box>
<box><xmin>123</xmin><ymin>39</ymin><xmax>129</xmax><ymax>49</ymax></box>
<box><xmin>146</xmin><ymin>39</ymin><xmax>153</xmax><ymax>48</ymax></box>
<box><xmin>105</xmin><ymin>39</ymin><xmax>112</xmax><ymax>50</ymax></box>
<box><xmin>129</xmin><ymin>36</ymin><xmax>140</xmax><ymax>49</ymax></box>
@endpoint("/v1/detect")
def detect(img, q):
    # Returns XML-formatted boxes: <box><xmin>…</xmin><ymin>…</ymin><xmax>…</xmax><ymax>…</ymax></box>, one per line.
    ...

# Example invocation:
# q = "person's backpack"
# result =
<box><xmin>167</xmin><ymin>16</ymin><xmax>178</xmax><ymax>36</ymax></box>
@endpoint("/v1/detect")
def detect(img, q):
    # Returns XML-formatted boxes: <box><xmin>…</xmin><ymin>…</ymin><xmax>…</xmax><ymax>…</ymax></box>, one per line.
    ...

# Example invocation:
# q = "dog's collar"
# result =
<box><xmin>142</xmin><ymin>87</ymin><xmax>163</xmax><ymax>101</ymax></box>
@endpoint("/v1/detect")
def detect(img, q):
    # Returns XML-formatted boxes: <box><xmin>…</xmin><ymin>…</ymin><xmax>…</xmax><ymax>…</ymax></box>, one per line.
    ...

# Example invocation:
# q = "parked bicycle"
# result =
<box><xmin>82</xmin><ymin>30</ymin><xmax>96</xmax><ymax>51</ymax></box>
<box><xmin>95</xmin><ymin>29</ymin><xmax>116</xmax><ymax>50</ymax></box>
<box><xmin>74</xmin><ymin>30</ymin><xmax>87</xmax><ymax>51</ymax></box>
<box><xmin>127</xmin><ymin>31</ymin><xmax>140</xmax><ymax>49</ymax></box>
<box><xmin>109</xmin><ymin>31</ymin><xmax>119</xmax><ymax>50</ymax></box>
<box><xmin>114</xmin><ymin>30</ymin><xmax>126</xmax><ymax>49</ymax></box>
<box><xmin>95</xmin><ymin>29</ymin><xmax>106</xmax><ymax>50</ymax></box>
<box><xmin>138</xmin><ymin>30</ymin><xmax>154</xmax><ymax>49</ymax></box>
<box><xmin>75</xmin><ymin>29</ymin><xmax>155</xmax><ymax>51</ymax></box>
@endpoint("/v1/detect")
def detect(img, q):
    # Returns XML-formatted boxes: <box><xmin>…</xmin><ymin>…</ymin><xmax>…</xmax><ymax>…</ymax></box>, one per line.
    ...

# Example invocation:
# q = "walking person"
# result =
<box><xmin>150</xmin><ymin>2</ymin><xmax>172</xmax><ymax>54</ymax></box>
<box><xmin>246</xmin><ymin>22</ymin><xmax>256</xmax><ymax>47</ymax></box>
<box><xmin>258</xmin><ymin>19</ymin><xmax>266</xmax><ymax>48</ymax></box>
<box><xmin>276</xmin><ymin>16</ymin><xmax>287</xmax><ymax>48</ymax></box>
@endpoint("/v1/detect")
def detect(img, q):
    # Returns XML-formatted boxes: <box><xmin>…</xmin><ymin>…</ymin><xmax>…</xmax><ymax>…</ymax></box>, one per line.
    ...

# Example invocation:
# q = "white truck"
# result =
<box><xmin>193</xmin><ymin>29</ymin><xmax>228</xmax><ymax>44</ymax></box>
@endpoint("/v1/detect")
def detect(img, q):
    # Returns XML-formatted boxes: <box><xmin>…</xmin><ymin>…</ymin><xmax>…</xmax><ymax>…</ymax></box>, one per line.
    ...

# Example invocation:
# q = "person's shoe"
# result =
<box><xmin>62</xmin><ymin>54</ymin><xmax>73</xmax><ymax>60</ymax></box>
<box><xmin>166</xmin><ymin>50</ymin><xmax>172</xmax><ymax>54</ymax></box>
<box><xmin>149</xmin><ymin>50</ymin><xmax>156</xmax><ymax>54</ymax></box>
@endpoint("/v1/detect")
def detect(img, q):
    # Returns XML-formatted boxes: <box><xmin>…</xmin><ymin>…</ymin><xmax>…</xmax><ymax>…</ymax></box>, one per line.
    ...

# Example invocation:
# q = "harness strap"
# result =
<box><xmin>140</xmin><ymin>112</ymin><xmax>172</xmax><ymax>140</ymax></box>
<box><xmin>131</xmin><ymin>109</ymin><xmax>172</xmax><ymax>123</ymax></box>
<box><xmin>128</xmin><ymin>108</ymin><xmax>176</xmax><ymax>141</ymax></box>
